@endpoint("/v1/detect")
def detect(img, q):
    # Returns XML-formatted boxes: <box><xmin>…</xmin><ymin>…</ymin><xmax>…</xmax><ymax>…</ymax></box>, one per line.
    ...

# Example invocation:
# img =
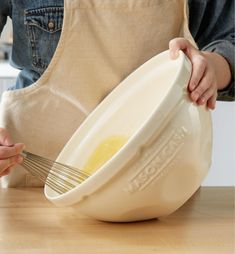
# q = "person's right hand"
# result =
<box><xmin>0</xmin><ymin>128</ymin><xmax>25</xmax><ymax>177</ymax></box>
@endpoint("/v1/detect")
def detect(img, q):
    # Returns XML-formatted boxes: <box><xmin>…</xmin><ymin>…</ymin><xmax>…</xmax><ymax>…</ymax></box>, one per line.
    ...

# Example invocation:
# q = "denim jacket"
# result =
<box><xmin>0</xmin><ymin>0</ymin><xmax>234</xmax><ymax>101</ymax></box>
<box><xmin>0</xmin><ymin>0</ymin><xmax>63</xmax><ymax>88</ymax></box>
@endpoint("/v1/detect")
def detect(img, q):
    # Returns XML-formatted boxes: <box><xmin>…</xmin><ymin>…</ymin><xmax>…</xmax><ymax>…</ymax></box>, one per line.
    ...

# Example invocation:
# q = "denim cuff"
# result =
<box><xmin>202</xmin><ymin>40</ymin><xmax>235</xmax><ymax>101</ymax></box>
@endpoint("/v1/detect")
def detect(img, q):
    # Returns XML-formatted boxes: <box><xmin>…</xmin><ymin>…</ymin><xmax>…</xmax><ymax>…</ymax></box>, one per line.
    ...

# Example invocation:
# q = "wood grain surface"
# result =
<box><xmin>0</xmin><ymin>187</ymin><xmax>234</xmax><ymax>254</ymax></box>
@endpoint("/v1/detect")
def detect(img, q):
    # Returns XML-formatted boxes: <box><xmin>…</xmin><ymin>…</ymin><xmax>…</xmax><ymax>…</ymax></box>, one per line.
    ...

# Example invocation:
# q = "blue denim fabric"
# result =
<box><xmin>188</xmin><ymin>0</ymin><xmax>235</xmax><ymax>101</ymax></box>
<box><xmin>0</xmin><ymin>0</ymin><xmax>234</xmax><ymax>100</ymax></box>
<box><xmin>0</xmin><ymin>0</ymin><xmax>63</xmax><ymax>89</ymax></box>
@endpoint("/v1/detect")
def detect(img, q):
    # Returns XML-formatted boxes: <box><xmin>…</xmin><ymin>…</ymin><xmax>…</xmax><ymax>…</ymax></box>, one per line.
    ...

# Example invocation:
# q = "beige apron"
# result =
<box><xmin>0</xmin><ymin>0</ymin><xmax>196</xmax><ymax>187</ymax></box>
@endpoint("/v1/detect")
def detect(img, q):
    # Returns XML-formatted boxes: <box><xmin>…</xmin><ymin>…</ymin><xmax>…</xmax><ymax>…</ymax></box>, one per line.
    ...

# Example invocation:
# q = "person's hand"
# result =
<box><xmin>0</xmin><ymin>128</ymin><xmax>24</xmax><ymax>177</ymax></box>
<box><xmin>169</xmin><ymin>38</ymin><xmax>232</xmax><ymax>110</ymax></box>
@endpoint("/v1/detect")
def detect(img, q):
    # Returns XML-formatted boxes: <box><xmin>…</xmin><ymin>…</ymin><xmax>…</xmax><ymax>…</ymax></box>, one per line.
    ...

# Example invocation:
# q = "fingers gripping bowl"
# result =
<box><xmin>45</xmin><ymin>50</ymin><xmax>212</xmax><ymax>222</ymax></box>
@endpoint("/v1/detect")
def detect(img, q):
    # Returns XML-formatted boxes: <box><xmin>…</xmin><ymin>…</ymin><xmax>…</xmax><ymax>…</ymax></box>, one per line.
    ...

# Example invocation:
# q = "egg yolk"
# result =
<box><xmin>82</xmin><ymin>135</ymin><xmax>128</xmax><ymax>175</ymax></box>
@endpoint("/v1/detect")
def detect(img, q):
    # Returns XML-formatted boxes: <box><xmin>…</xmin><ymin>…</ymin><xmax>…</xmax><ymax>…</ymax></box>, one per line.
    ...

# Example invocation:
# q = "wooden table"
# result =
<box><xmin>0</xmin><ymin>187</ymin><xmax>234</xmax><ymax>254</ymax></box>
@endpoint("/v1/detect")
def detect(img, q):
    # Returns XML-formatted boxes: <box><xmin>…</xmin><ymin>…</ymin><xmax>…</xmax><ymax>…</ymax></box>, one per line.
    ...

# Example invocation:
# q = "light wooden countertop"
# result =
<box><xmin>0</xmin><ymin>187</ymin><xmax>234</xmax><ymax>254</ymax></box>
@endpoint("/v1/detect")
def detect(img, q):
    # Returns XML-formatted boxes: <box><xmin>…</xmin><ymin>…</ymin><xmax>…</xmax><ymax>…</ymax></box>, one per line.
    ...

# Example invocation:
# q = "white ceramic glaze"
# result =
<box><xmin>45</xmin><ymin>50</ymin><xmax>212</xmax><ymax>222</ymax></box>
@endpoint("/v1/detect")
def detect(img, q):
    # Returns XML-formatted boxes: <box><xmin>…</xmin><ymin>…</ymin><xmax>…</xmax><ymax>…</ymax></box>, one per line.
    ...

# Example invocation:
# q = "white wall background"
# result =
<box><xmin>202</xmin><ymin>101</ymin><xmax>235</xmax><ymax>186</ymax></box>
<box><xmin>0</xmin><ymin>17</ymin><xmax>12</xmax><ymax>43</ymax></box>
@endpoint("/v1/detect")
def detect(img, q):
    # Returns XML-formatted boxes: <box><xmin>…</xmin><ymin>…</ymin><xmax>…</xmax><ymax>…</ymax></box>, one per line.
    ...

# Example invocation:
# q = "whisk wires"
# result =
<box><xmin>21</xmin><ymin>151</ymin><xmax>90</xmax><ymax>194</ymax></box>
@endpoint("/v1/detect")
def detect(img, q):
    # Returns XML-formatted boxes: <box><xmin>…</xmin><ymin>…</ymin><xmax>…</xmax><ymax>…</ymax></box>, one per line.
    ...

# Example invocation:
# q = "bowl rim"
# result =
<box><xmin>44</xmin><ymin>50</ymin><xmax>192</xmax><ymax>204</ymax></box>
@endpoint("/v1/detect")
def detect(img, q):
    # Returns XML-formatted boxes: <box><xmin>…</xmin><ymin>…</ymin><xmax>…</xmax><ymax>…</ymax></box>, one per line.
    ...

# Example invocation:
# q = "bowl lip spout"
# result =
<box><xmin>44</xmin><ymin>50</ymin><xmax>192</xmax><ymax>205</ymax></box>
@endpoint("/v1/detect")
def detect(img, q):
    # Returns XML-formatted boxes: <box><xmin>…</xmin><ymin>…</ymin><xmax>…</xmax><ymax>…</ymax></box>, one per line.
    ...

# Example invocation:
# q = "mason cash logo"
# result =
<box><xmin>124</xmin><ymin>127</ymin><xmax>189</xmax><ymax>194</ymax></box>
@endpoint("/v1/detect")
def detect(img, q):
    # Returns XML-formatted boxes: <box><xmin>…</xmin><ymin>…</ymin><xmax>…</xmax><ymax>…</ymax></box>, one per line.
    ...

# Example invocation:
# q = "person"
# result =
<box><xmin>0</xmin><ymin>0</ymin><xmax>234</xmax><ymax>181</ymax></box>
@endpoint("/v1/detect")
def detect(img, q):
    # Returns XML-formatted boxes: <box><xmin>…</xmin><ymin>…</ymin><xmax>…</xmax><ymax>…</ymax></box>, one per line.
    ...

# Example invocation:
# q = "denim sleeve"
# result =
<box><xmin>189</xmin><ymin>0</ymin><xmax>235</xmax><ymax>101</ymax></box>
<box><xmin>0</xmin><ymin>0</ymin><xmax>11</xmax><ymax>36</ymax></box>
<box><xmin>202</xmin><ymin>40</ymin><xmax>235</xmax><ymax>101</ymax></box>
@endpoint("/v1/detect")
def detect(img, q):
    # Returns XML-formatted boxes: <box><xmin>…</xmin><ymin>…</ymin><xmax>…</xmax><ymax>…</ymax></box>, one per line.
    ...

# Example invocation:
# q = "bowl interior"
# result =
<box><xmin>45</xmin><ymin>50</ymin><xmax>185</xmax><ymax>197</ymax></box>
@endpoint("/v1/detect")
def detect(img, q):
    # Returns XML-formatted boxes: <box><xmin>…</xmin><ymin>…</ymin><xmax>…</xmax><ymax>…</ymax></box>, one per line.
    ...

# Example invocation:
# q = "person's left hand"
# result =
<box><xmin>169</xmin><ymin>38</ymin><xmax>230</xmax><ymax>110</ymax></box>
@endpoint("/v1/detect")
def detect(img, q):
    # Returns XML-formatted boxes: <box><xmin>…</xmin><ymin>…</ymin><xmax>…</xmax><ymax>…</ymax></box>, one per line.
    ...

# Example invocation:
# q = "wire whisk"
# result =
<box><xmin>21</xmin><ymin>150</ymin><xmax>90</xmax><ymax>194</ymax></box>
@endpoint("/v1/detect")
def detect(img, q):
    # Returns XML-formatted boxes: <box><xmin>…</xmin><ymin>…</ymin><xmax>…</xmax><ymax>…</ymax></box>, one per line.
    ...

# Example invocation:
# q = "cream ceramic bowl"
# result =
<box><xmin>45</xmin><ymin>50</ymin><xmax>212</xmax><ymax>222</ymax></box>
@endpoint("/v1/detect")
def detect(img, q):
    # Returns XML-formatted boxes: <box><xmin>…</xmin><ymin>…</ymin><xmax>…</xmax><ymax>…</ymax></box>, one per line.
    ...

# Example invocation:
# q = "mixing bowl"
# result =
<box><xmin>45</xmin><ymin>50</ymin><xmax>212</xmax><ymax>222</ymax></box>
